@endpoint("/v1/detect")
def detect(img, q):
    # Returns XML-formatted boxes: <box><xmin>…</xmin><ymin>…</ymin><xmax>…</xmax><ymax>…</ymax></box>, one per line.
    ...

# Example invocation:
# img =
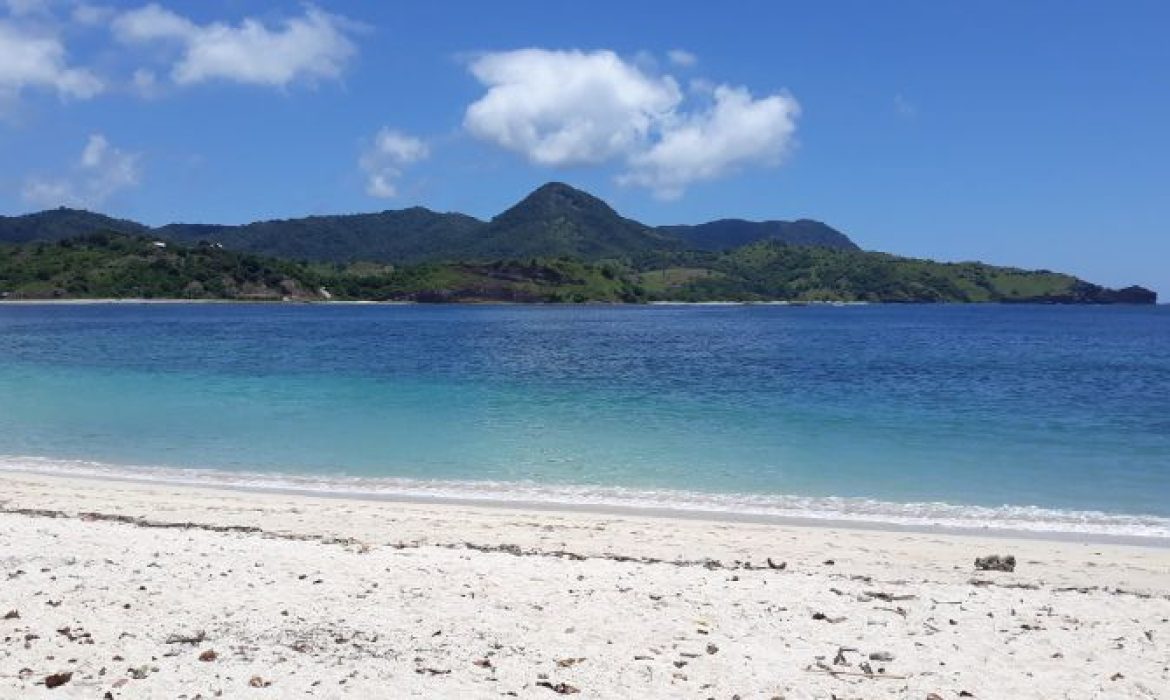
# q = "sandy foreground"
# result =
<box><xmin>1</xmin><ymin>472</ymin><xmax>1167</xmax><ymax>699</ymax></box>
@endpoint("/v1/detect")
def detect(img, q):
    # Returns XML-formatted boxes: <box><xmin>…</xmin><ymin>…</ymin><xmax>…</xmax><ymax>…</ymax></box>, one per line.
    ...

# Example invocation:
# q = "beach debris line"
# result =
<box><xmin>974</xmin><ymin>554</ymin><xmax>1016</xmax><ymax>572</ymax></box>
<box><xmin>536</xmin><ymin>680</ymin><xmax>580</xmax><ymax>694</ymax></box>
<box><xmin>812</xmin><ymin>612</ymin><xmax>846</xmax><ymax>623</ymax></box>
<box><xmin>863</xmin><ymin>590</ymin><xmax>916</xmax><ymax>603</ymax></box>
<box><xmin>415</xmin><ymin>667</ymin><xmax>451</xmax><ymax>676</ymax></box>
<box><xmin>165</xmin><ymin>630</ymin><xmax>207</xmax><ymax>645</ymax></box>
<box><xmin>807</xmin><ymin>660</ymin><xmax>908</xmax><ymax>680</ymax></box>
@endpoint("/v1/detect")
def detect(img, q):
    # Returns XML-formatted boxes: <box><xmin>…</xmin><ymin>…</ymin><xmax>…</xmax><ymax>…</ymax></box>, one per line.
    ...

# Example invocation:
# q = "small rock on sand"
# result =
<box><xmin>974</xmin><ymin>554</ymin><xmax>1016</xmax><ymax>572</ymax></box>
<box><xmin>44</xmin><ymin>672</ymin><xmax>73</xmax><ymax>689</ymax></box>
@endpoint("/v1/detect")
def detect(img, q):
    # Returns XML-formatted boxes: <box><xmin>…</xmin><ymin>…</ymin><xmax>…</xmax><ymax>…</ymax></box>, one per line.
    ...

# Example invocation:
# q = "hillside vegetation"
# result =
<box><xmin>635</xmin><ymin>241</ymin><xmax>1154</xmax><ymax>303</ymax></box>
<box><xmin>0</xmin><ymin>233</ymin><xmax>1154</xmax><ymax>304</ymax></box>
<box><xmin>0</xmin><ymin>233</ymin><xmax>318</xmax><ymax>300</ymax></box>
<box><xmin>0</xmin><ymin>234</ymin><xmax>643</xmax><ymax>303</ymax></box>
<box><xmin>0</xmin><ymin>181</ymin><xmax>1154</xmax><ymax>303</ymax></box>
<box><xmin>0</xmin><ymin>183</ymin><xmax>858</xmax><ymax>264</ymax></box>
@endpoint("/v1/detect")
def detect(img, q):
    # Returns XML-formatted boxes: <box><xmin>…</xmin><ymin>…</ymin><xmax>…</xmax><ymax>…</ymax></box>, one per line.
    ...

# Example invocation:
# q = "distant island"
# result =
<box><xmin>0</xmin><ymin>182</ymin><xmax>1156</xmax><ymax>304</ymax></box>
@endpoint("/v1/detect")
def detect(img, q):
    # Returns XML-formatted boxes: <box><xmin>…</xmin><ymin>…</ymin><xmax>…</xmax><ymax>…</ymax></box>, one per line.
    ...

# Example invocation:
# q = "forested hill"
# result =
<box><xmin>157</xmin><ymin>208</ymin><xmax>486</xmax><ymax>264</ymax></box>
<box><xmin>634</xmin><ymin>241</ymin><xmax>1156</xmax><ymax>304</ymax></box>
<box><xmin>0</xmin><ymin>232</ymin><xmax>1155</xmax><ymax>304</ymax></box>
<box><xmin>0</xmin><ymin>182</ymin><xmax>859</xmax><ymax>264</ymax></box>
<box><xmin>0</xmin><ymin>182</ymin><xmax>1155</xmax><ymax>303</ymax></box>
<box><xmin>661</xmin><ymin>218</ymin><xmax>858</xmax><ymax>252</ymax></box>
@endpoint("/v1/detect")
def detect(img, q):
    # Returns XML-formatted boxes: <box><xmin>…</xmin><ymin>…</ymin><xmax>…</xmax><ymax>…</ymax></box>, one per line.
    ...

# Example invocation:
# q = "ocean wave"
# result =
<box><xmin>2</xmin><ymin>455</ymin><xmax>1169</xmax><ymax>540</ymax></box>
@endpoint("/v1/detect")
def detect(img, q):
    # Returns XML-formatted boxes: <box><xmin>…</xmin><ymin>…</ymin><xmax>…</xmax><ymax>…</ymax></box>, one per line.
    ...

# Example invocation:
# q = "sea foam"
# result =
<box><xmin>3</xmin><ymin>455</ymin><xmax>1168</xmax><ymax>541</ymax></box>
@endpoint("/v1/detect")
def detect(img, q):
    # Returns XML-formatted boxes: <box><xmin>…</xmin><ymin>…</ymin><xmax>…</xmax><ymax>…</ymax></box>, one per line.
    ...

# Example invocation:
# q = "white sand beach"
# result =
<box><xmin>1</xmin><ymin>470</ymin><xmax>1168</xmax><ymax>699</ymax></box>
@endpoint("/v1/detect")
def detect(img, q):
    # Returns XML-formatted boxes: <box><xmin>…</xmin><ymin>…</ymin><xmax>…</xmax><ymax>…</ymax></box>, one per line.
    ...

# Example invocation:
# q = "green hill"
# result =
<box><xmin>462</xmin><ymin>182</ymin><xmax>680</xmax><ymax>260</ymax></box>
<box><xmin>0</xmin><ymin>208</ymin><xmax>148</xmax><ymax>243</ymax></box>
<box><xmin>0</xmin><ymin>183</ymin><xmax>863</xmax><ymax>264</ymax></box>
<box><xmin>0</xmin><ymin>233</ymin><xmax>1155</xmax><ymax>304</ymax></box>
<box><xmin>0</xmin><ymin>182</ymin><xmax>1156</xmax><ymax>303</ymax></box>
<box><xmin>661</xmin><ymin>218</ymin><xmax>859</xmax><ymax>252</ymax></box>
<box><xmin>0</xmin><ymin>233</ymin><xmax>644</xmax><ymax>303</ymax></box>
<box><xmin>156</xmin><ymin>208</ymin><xmax>485</xmax><ymax>264</ymax></box>
<box><xmin>636</xmin><ymin>240</ymin><xmax>1156</xmax><ymax>303</ymax></box>
<box><xmin>323</xmin><ymin>258</ymin><xmax>644</xmax><ymax>303</ymax></box>
<box><xmin>0</xmin><ymin>233</ymin><xmax>323</xmax><ymax>301</ymax></box>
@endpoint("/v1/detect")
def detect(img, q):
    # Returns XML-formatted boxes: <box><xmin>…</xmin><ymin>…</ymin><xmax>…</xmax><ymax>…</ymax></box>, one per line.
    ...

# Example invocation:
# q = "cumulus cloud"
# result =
<box><xmin>112</xmin><ymin>3</ymin><xmax>357</xmax><ymax>88</ymax></box>
<box><xmin>22</xmin><ymin>133</ymin><xmax>141</xmax><ymax>208</ymax></box>
<box><xmin>464</xmin><ymin>49</ymin><xmax>681</xmax><ymax>167</ymax></box>
<box><xmin>0</xmin><ymin>21</ymin><xmax>104</xmax><ymax>104</ymax></box>
<box><xmin>666</xmin><ymin>49</ymin><xmax>697</xmax><ymax>67</ymax></box>
<box><xmin>463</xmin><ymin>48</ymin><xmax>799</xmax><ymax>198</ymax></box>
<box><xmin>359</xmin><ymin>128</ymin><xmax>428</xmax><ymax>198</ymax></box>
<box><xmin>621</xmin><ymin>85</ymin><xmax>799</xmax><ymax>199</ymax></box>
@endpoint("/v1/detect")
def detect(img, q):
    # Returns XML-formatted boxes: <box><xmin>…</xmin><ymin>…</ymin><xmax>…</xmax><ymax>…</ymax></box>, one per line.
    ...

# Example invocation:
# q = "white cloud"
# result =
<box><xmin>359</xmin><ymin>128</ymin><xmax>428</xmax><ymax>199</ymax></box>
<box><xmin>0</xmin><ymin>21</ymin><xmax>103</xmax><ymax>104</ymax></box>
<box><xmin>113</xmin><ymin>3</ymin><xmax>192</xmax><ymax>40</ymax></box>
<box><xmin>621</xmin><ymin>85</ymin><xmax>799</xmax><ymax>200</ymax></box>
<box><xmin>666</xmin><ymin>49</ymin><xmax>697</xmax><ymax>68</ymax></box>
<box><xmin>464</xmin><ymin>48</ymin><xmax>800</xmax><ymax>198</ymax></box>
<box><xmin>464</xmin><ymin>49</ymin><xmax>681</xmax><ymax>167</ymax></box>
<box><xmin>22</xmin><ymin>133</ymin><xmax>141</xmax><ymax>208</ymax></box>
<box><xmin>112</xmin><ymin>3</ymin><xmax>357</xmax><ymax>88</ymax></box>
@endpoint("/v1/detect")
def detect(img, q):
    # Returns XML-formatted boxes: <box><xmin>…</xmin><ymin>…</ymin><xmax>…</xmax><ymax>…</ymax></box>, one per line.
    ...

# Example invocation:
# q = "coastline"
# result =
<box><xmin>2</xmin><ymin>469</ymin><xmax>1167</xmax><ymax>698</ymax></box>
<box><xmin>3</xmin><ymin>458</ymin><xmax>1169</xmax><ymax>545</ymax></box>
<box><xmin>2</xmin><ymin>298</ymin><xmax>1163</xmax><ymax>306</ymax></box>
<box><xmin>0</xmin><ymin>298</ymin><xmax>851</xmax><ymax>306</ymax></box>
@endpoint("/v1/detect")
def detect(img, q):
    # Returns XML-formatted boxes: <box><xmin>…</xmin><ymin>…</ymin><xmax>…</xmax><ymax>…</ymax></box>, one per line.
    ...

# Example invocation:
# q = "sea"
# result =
<box><xmin>1</xmin><ymin>302</ymin><xmax>1168</xmax><ymax>540</ymax></box>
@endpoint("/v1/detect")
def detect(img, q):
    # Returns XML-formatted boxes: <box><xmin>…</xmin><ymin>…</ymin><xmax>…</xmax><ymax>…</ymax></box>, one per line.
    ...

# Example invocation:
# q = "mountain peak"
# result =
<box><xmin>467</xmin><ymin>182</ymin><xmax>675</xmax><ymax>260</ymax></box>
<box><xmin>494</xmin><ymin>182</ymin><xmax>617</xmax><ymax>222</ymax></box>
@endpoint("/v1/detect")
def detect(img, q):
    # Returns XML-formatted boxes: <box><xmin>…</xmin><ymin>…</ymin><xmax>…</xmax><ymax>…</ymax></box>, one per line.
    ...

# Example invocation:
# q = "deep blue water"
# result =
<box><xmin>1</xmin><ymin>303</ymin><xmax>1168</xmax><ymax>536</ymax></box>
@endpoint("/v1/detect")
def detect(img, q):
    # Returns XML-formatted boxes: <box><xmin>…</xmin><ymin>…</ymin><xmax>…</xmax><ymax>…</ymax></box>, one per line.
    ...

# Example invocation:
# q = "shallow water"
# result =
<box><xmin>1</xmin><ymin>303</ymin><xmax>1167</xmax><ymax>536</ymax></box>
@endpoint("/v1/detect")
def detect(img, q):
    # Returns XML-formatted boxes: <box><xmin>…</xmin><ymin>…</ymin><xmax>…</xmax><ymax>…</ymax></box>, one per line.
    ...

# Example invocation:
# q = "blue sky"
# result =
<box><xmin>1</xmin><ymin>1</ymin><xmax>1167</xmax><ymax>295</ymax></box>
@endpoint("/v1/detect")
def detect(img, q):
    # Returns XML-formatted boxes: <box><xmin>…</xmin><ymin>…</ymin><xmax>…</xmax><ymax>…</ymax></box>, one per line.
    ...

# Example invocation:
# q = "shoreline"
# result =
<box><xmin>2</xmin><ymin>298</ymin><xmax>1163</xmax><ymax>306</ymax></box>
<box><xmin>2</xmin><ymin>469</ymin><xmax>1168</xmax><ymax>698</ymax></box>
<box><xmin>2</xmin><ymin>459</ymin><xmax>1169</xmax><ymax>548</ymax></box>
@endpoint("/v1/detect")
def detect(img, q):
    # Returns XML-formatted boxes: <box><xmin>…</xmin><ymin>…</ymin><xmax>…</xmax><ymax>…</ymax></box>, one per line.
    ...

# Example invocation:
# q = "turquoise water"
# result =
<box><xmin>1</xmin><ymin>303</ymin><xmax>1168</xmax><ymax>537</ymax></box>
